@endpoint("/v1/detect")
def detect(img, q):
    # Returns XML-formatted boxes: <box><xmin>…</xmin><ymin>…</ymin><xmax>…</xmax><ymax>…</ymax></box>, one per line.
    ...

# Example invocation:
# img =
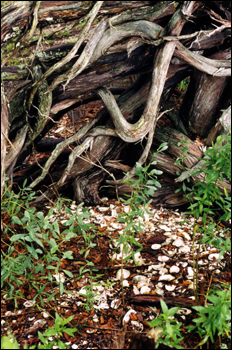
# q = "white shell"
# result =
<box><xmin>140</xmin><ymin>286</ymin><xmax>151</xmax><ymax>294</ymax></box>
<box><xmin>159</xmin><ymin>225</ymin><xmax>171</xmax><ymax>231</ymax></box>
<box><xmin>133</xmin><ymin>285</ymin><xmax>140</xmax><ymax>295</ymax></box>
<box><xmin>131</xmin><ymin>320</ymin><xmax>144</xmax><ymax>331</ymax></box>
<box><xmin>178</xmin><ymin>245</ymin><xmax>190</xmax><ymax>253</ymax></box>
<box><xmin>148</xmin><ymin>264</ymin><xmax>164</xmax><ymax>270</ymax></box>
<box><xmin>151</xmin><ymin>244</ymin><xmax>161</xmax><ymax>250</ymax></box>
<box><xmin>123</xmin><ymin>309</ymin><xmax>137</xmax><ymax>324</ymax></box>
<box><xmin>169</xmin><ymin>265</ymin><xmax>180</xmax><ymax>274</ymax></box>
<box><xmin>177</xmin><ymin>308</ymin><xmax>192</xmax><ymax>315</ymax></box>
<box><xmin>172</xmin><ymin>238</ymin><xmax>184</xmax><ymax>247</ymax></box>
<box><xmin>159</xmin><ymin>267</ymin><xmax>168</xmax><ymax>275</ymax></box>
<box><xmin>23</xmin><ymin>300</ymin><xmax>36</xmax><ymax>308</ymax></box>
<box><xmin>137</xmin><ymin>280</ymin><xmax>149</xmax><ymax>289</ymax></box>
<box><xmin>159</xmin><ymin>274</ymin><xmax>175</xmax><ymax>282</ymax></box>
<box><xmin>208</xmin><ymin>253</ymin><xmax>221</xmax><ymax>261</ymax></box>
<box><xmin>155</xmin><ymin>288</ymin><xmax>164</xmax><ymax>295</ymax></box>
<box><xmin>187</xmin><ymin>266</ymin><xmax>194</xmax><ymax>278</ymax></box>
<box><xmin>158</xmin><ymin>255</ymin><xmax>170</xmax><ymax>262</ymax></box>
<box><xmin>133</xmin><ymin>275</ymin><xmax>147</xmax><ymax>283</ymax></box>
<box><xmin>165</xmin><ymin>284</ymin><xmax>176</xmax><ymax>291</ymax></box>
<box><xmin>122</xmin><ymin>280</ymin><xmax>130</xmax><ymax>287</ymax></box>
<box><xmin>111</xmin><ymin>298</ymin><xmax>121</xmax><ymax>309</ymax></box>
<box><xmin>116</xmin><ymin>269</ymin><xmax>130</xmax><ymax>280</ymax></box>
<box><xmin>147</xmin><ymin>327</ymin><xmax>163</xmax><ymax>341</ymax></box>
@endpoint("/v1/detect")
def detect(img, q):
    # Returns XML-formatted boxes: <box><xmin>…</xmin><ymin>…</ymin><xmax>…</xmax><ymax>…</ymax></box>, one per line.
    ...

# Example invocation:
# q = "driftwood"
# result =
<box><xmin>1</xmin><ymin>1</ymin><xmax>231</xmax><ymax>207</ymax></box>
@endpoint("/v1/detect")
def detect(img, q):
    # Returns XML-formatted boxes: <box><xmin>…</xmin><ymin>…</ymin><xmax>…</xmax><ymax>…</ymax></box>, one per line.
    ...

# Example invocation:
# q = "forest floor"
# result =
<box><xmin>1</xmin><ymin>99</ymin><xmax>231</xmax><ymax>349</ymax></box>
<box><xmin>1</xmin><ymin>17</ymin><xmax>231</xmax><ymax>348</ymax></box>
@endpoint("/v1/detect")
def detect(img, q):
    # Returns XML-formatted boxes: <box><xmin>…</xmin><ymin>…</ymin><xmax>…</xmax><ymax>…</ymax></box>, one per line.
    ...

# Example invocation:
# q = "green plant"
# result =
<box><xmin>118</xmin><ymin>142</ymin><xmax>168</xmax><ymax>261</ymax></box>
<box><xmin>78</xmin><ymin>279</ymin><xmax>100</xmax><ymax>313</ymax></box>
<box><xmin>1</xmin><ymin>334</ymin><xmax>20</xmax><ymax>349</ymax></box>
<box><xmin>1</xmin><ymin>180</ymin><xmax>97</xmax><ymax>307</ymax></box>
<box><xmin>186</xmin><ymin>285</ymin><xmax>231</xmax><ymax>347</ymax></box>
<box><xmin>147</xmin><ymin>299</ymin><xmax>184</xmax><ymax>349</ymax></box>
<box><xmin>117</xmin><ymin>143</ymin><xmax>168</xmax><ymax>304</ymax></box>
<box><xmin>178</xmin><ymin>131</ymin><xmax>231</xmax><ymax>345</ymax></box>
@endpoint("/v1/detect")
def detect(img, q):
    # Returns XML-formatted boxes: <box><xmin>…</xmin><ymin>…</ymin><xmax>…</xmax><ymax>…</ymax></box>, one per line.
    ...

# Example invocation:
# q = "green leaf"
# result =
<box><xmin>64</xmin><ymin>328</ymin><xmax>77</xmax><ymax>337</ymax></box>
<box><xmin>11</xmin><ymin>216</ymin><xmax>22</xmax><ymax>225</ymax></box>
<box><xmin>160</xmin><ymin>299</ymin><xmax>168</xmax><ymax>314</ymax></box>
<box><xmin>62</xmin><ymin>269</ymin><xmax>73</xmax><ymax>278</ymax></box>
<box><xmin>1</xmin><ymin>335</ymin><xmax>20</xmax><ymax>349</ymax></box>
<box><xmin>62</xmin><ymin>251</ymin><xmax>73</xmax><ymax>259</ymax></box>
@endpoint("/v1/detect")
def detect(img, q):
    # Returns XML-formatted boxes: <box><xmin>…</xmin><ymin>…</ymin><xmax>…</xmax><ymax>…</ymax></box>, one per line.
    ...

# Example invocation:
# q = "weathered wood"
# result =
<box><xmin>1</xmin><ymin>85</ymin><xmax>9</xmax><ymax>196</ymax></box>
<box><xmin>180</xmin><ymin>49</ymin><xmax>231</xmax><ymax>137</ymax></box>
<box><xmin>1</xmin><ymin>1</ymin><xmax>231</xmax><ymax>207</ymax></box>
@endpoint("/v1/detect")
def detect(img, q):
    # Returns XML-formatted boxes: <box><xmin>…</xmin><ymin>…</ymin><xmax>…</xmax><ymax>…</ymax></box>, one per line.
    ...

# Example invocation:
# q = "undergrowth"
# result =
<box><xmin>1</xmin><ymin>132</ymin><xmax>231</xmax><ymax>349</ymax></box>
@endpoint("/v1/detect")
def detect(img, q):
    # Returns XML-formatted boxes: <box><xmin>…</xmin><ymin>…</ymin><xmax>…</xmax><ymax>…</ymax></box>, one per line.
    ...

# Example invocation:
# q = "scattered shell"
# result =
<box><xmin>161</xmin><ymin>249</ymin><xmax>177</xmax><ymax>257</ymax></box>
<box><xmin>157</xmin><ymin>282</ymin><xmax>164</xmax><ymax>288</ymax></box>
<box><xmin>159</xmin><ymin>267</ymin><xmax>168</xmax><ymax>275</ymax></box>
<box><xmin>53</xmin><ymin>273</ymin><xmax>65</xmax><ymax>283</ymax></box>
<box><xmin>159</xmin><ymin>225</ymin><xmax>171</xmax><ymax>231</ymax></box>
<box><xmin>122</xmin><ymin>280</ymin><xmax>130</xmax><ymax>287</ymax></box>
<box><xmin>187</xmin><ymin>266</ymin><xmax>194</xmax><ymax>278</ymax></box>
<box><xmin>111</xmin><ymin>298</ymin><xmax>121</xmax><ymax>309</ymax></box>
<box><xmin>131</xmin><ymin>320</ymin><xmax>144</xmax><ymax>331</ymax></box>
<box><xmin>148</xmin><ymin>263</ymin><xmax>164</xmax><ymax>270</ymax></box>
<box><xmin>177</xmin><ymin>308</ymin><xmax>192</xmax><ymax>315</ymax></box>
<box><xmin>165</xmin><ymin>284</ymin><xmax>176</xmax><ymax>291</ymax></box>
<box><xmin>134</xmin><ymin>251</ymin><xmax>145</xmax><ymax>265</ymax></box>
<box><xmin>147</xmin><ymin>327</ymin><xmax>163</xmax><ymax>341</ymax></box>
<box><xmin>137</xmin><ymin>280</ymin><xmax>149</xmax><ymax>289</ymax></box>
<box><xmin>158</xmin><ymin>255</ymin><xmax>170</xmax><ymax>262</ymax></box>
<box><xmin>151</xmin><ymin>244</ymin><xmax>161</xmax><ymax>250</ymax></box>
<box><xmin>93</xmin><ymin>314</ymin><xmax>99</xmax><ymax>323</ymax></box>
<box><xmin>133</xmin><ymin>285</ymin><xmax>140</xmax><ymax>295</ymax></box>
<box><xmin>169</xmin><ymin>265</ymin><xmax>180</xmax><ymax>274</ymax></box>
<box><xmin>159</xmin><ymin>274</ymin><xmax>175</xmax><ymax>282</ymax></box>
<box><xmin>123</xmin><ymin>309</ymin><xmax>137</xmax><ymax>324</ymax></box>
<box><xmin>133</xmin><ymin>275</ymin><xmax>148</xmax><ymax>283</ymax></box>
<box><xmin>172</xmin><ymin>238</ymin><xmax>184</xmax><ymax>247</ymax></box>
<box><xmin>140</xmin><ymin>286</ymin><xmax>151</xmax><ymax>294</ymax></box>
<box><xmin>116</xmin><ymin>269</ymin><xmax>130</xmax><ymax>280</ymax></box>
<box><xmin>180</xmin><ymin>231</ymin><xmax>191</xmax><ymax>240</ymax></box>
<box><xmin>208</xmin><ymin>253</ymin><xmax>221</xmax><ymax>261</ymax></box>
<box><xmin>23</xmin><ymin>300</ymin><xmax>36</xmax><ymax>308</ymax></box>
<box><xmin>155</xmin><ymin>288</ymin><xmax>164</xmax><ymax>296</ymax></box>
<box><xmin>98</xmin><ymin>207</ymin><xmax>109</xmax><ymax>212</ymax></box>
<box><xmin>179</xmin><ymin>245</ymin><xmax>191</xmax><ymax>254</ymax></box>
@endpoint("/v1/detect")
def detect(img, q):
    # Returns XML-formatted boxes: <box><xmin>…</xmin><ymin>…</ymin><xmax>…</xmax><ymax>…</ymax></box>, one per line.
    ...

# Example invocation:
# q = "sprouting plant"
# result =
<box><xmin>176</xmin><ymin>77</ymin><xmax>190</xmax><ymax>98</ymax></box>
<box><xmin>24</xmin><ymin>313</ymin><xmax>78</xmax><ymax>349</ymax></box>
<box><xmin>1</xmin><ymin>334</ymin><xmax>19</xmax><ymax>349</ymax></box>
<box><xmin>78</xmin><ymin>279</ymin><xmax>100</xmax><ymax>313</ymax></box>
<box><xmin>117</xmin><ymin>142</ymin><xmax>168</xmax><ymax>304</ymax></box>
<box><xmin>147</xmin><ymin>299</ymin><xmax>184</xmax><ymax>349</ymax></box>
<box><xmin>1</xmin><ymin>313</ymin><xmax>78</xmax><ymax>349</ymax></box>
<box><xmin>186</xmin><ymin>285</ymin><xmax>231</xmax><ymax>347</ymax></box>
<box><xmin>1</xmin><ymin>180</ymin><xmax>98</xmax><ymax>307</ymax></box>
<box><xmin>175</xmin><ymin>137</ymin><xmax>191</xmax><ymax>169</ymax></box>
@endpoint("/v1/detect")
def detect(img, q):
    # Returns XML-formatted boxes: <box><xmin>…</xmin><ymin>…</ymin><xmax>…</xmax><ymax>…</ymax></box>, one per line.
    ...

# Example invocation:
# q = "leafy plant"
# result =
<box><xmin>1</xmin><ymin>334</ymin><xmax>20</xmax><ymax>349</ymax></box>
<box><xmin>1</xmin><ymin>180</ymin><xmax>97</xmax><ymax>307</ymax></box>
<box><xmin>186</xmin><ymin>285</ymin><xmax>231</xmax><ymax>346</ymax></box>
<box><xmin>118</xmin><ymin>142</ymin><xmax>168</xmax><ymax>261</ymax></box>
<box><xmin>147</xmin><ymin>299</ymin><xmax>184</xmax><ymax>349</ymax></box>
<box><xmin>117</xmin><ymin>143</ymin><xmax>168</xmax><ymax>304</ymax></box>
<box><xmin>178</xmin><ymin>131</ymin><xmax>231</xmax><ymax>345</ymax></box>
